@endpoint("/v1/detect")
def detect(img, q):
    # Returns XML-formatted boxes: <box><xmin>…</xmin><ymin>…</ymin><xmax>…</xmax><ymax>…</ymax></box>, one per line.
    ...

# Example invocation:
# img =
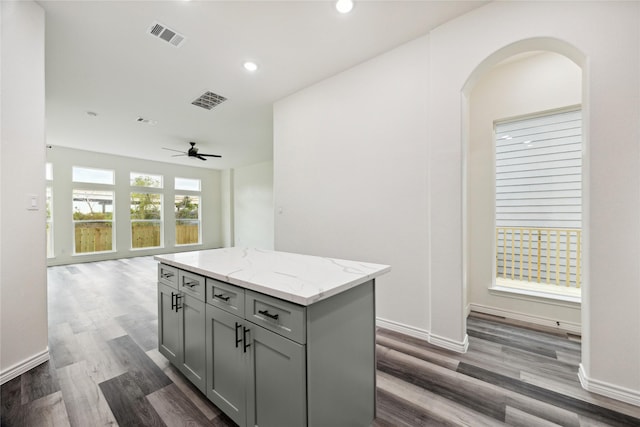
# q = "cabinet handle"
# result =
<box><xmin>243</xmin><ymin>327</ymin><xmax>251</xmax><ymax>353</ymax></box>
<box><xmin>258</xmin><ymin>309</ymin><xmax>279</xmax><ymax>321</ymax></box>
<box><xmin>184</xmin><ymin>280</ymin><xmax>198</xmax><ymax>288</ymax></box>
<box><xmin>162</xmin><ymin>272</ymin><xmax>174</xmax><ymax>279</ymax></box>
<box><xmin>171</xmin><ymin>292</ymin><xmax>177</xmax><ymax>310</ymax></box>
<box><xmin>214</xmin><ymin>293</ymin><xmax>230</xmax><ymax>302</ymax></box>
<box><xmin>174</xmin><ymin>294</ymin><xmax>183</xmax><ymax>312</ymax></box>
<box><xmin>235</xmin><ymin>322</ymin><xmax>242</xmax><ymax>348</ymax></box>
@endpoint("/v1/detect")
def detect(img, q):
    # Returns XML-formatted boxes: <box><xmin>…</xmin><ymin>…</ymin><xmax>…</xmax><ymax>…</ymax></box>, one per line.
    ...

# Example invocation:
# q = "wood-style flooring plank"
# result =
<box><xmin>115</xmin><ymin>311</ymin><xmax>159</xmax><ymax>352</ymax></box>
<box><xmin>376</xmin><ymin>344</ymin><xmax>508</xmax><ymax>421</ymax></box>
<box><xmin>505</xmin><ymin>405</ymin><xmax>563</xmax><ymax>427</ymax></box>
<box><xmin>106</xmin><ymin>334</ymin><xmax>172</xmax><ymax>395</ymax></box>
<box><xmin>99</xmin><ymin>372</ymin><xmax>165</xmax><ymax>427</ymax></box>
<box><xmin>47</xmin><ymin>322</ymin><xmax>80</xmax><ymax>370</ymax></box>
<box><xmin>457</xmin><ymin>362</ymin><xmax>640</xmax><ymax>427</ymax></box>
<box><xmin>147</xmin><ymin>383</ymin><xmax>218</xmax><ymax>427</ymax></box>
<box><xmin>74</xmin><ymin>330</ymin><xmax>127</xmax><ymax>384</ymax></box>
<box><xmin>146</xmin><ymin>348</ymin><xmax>223</xmax><ymax>421</ymax></box>
<box><xmin>56</xmin><ymin>360</ymin><xmax>117</xmax><ymax>427</ymax></box>
<box><xmin>21</xmin><ymin>390</ymin><xmax>71</xmax><ymax>427</ymax></box>
<box><xmin>376</xmin><ymin>371</ymin><xmax>504</xmax><ymax>426</ymax></box>
<box><xmin>19</xmin><ymin>360</ymin><xmax>60</xmax><ymax>404</ymax></box>
<box><xmin>0</xmin><ymin>376</ymin><xmax>23</xmax><ymax>426</ymax></box>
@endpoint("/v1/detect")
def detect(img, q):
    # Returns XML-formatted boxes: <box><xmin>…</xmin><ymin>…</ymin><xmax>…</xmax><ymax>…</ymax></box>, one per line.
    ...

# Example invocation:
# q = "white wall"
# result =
<box><xmin>275</xmin><ymin>0</ymin><xmax>640</xmax><ymax>404</ymax></box>
<box><xmin>46</xmin><ymin>146</ymin><xmax>222</xmax><ymax>266</ymax></box>
<box><xmin>0</xmin><ymin>1</ymin><xmax>49</xmax><ymax>383</ymax></box>
<box><xmin>274</xmin><ymin>35</ymin><xmax>431</xmax><ymax>339</ymax></box>
<box><xmin>429</xmin><ymin>1</ymin><xmax>640</xmax><ymax>403</ymax></box>
<box><xmin>233</xmin><ymin>161</ymin><xmax>274</xmax><ymax>249</ymax></box>
<box><xmin>468</xmin><ymin>52</ymin><xmax>582</xmax><ymax>327</ymax></box>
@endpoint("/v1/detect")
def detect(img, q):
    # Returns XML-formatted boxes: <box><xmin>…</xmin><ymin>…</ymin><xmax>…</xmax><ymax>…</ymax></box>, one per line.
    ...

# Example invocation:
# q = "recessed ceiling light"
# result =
<box><xmin>336</xmin><ymin>0</ymin><xmax>354</xmax><ymax>14</ymax></box>
<box><xmin>86</xmin><ymin>111</ymin><xmax>98</xmax><ymax>117</ymax></box>
<box><xmin>243</xmin><ymin>61</ymin><xmax>258</xmax><ymax>72</ymax></box>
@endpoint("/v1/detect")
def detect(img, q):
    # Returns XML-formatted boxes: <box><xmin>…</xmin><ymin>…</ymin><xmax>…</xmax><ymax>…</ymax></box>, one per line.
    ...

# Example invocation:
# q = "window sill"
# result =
<box><xmin>73</xmin><ymin>250</ymin><xmax>116</xmax><ymax>256</ymax></box>
<box><xmin>490</xmin><ymin>278</ymin><xmax>581</xmax><ymax>307</ymax></box>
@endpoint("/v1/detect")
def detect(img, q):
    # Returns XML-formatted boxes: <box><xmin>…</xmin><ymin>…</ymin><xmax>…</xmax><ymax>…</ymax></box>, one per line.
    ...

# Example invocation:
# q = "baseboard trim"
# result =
<box><xmin>376</xmin><ymin>317</ymin><xmax>430</xmax><ymax>342</ymax></box>
<box><xmin>469</xmin><ymin>303</ymin><xmax>581</xmax><ymax>334</ymax></box>
<box><xmin>376</xmin><ymin>317</ymin><xmax>468</xmax><ymax>353</ymax></box>
<box><xmin>579</xmin><ymin>364</ymin><xmax>640</xmax><ymax>407</ymax></box>
<box><xmin>430</xmin><ymin>332</ymin><xmax>469</xmax><ymax>353</ymax></box>
<box><xmin>0</xmin><ymin>349</ymin><xmax>50</xmax><ymax>385</ymax></box>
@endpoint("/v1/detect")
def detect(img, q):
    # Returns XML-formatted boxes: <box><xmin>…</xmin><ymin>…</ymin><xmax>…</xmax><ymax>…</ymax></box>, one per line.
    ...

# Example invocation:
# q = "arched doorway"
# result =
<box><xmin>459</xmin><ymin>37</ymin><xmax>587</xmax><ymax>361</ymax></box>
<box><xmin>464</xmin><ymin>49</ymin><xmax>584</xmax><ymax>331</ymax></box>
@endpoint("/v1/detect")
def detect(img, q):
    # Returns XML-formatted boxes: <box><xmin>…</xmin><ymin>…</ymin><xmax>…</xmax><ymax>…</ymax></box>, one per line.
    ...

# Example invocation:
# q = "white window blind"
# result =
<box><xmin>495</xmin><ymin>108</ymin><xmax>582</xmax><ymax>229</ymax></box>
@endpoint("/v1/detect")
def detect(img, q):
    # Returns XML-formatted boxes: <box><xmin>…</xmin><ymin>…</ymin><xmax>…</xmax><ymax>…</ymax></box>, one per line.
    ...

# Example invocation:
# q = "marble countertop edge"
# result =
<box><xmin>154</xmin><ymin>248</ymin><xmax>391</xmax><ymax>306</ymax></box>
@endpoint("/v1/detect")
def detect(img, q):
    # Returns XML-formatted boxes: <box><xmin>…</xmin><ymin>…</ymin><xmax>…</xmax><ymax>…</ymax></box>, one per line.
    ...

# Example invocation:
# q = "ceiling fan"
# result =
<box><xmin>163</xmin><ymin>142</ymin><xmax>221</xmax><ymax>161</ymax></box>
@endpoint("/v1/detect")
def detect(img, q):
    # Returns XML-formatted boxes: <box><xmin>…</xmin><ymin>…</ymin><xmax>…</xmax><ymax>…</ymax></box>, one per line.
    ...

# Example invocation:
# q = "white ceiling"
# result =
<box><xmin>41</xmin><ymin>0</ymin><xmax>485</xmax><ymax>169</ymax></box>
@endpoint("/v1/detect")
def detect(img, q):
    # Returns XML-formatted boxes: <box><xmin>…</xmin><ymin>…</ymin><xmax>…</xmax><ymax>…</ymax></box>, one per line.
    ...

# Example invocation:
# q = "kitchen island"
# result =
<box><xmin>155</xmin><ymin>247</ymin><xmax>390</xmax><ymax>427</ymax></box>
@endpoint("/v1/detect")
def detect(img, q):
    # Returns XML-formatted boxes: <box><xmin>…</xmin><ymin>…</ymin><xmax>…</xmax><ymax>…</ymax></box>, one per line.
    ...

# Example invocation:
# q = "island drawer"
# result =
<box><xmin>158</xmin><ymin>264</ymin><xmax>178</xmax><ymax>288</ymax></box>
<box><xmin>206</xmin><ymin>278</ymin><xmax>244</xmax><ymax>316</ymax></box>
<box><xmin>179</xmin><ymin>270</ymin><xmax>206</xmax><ymax>302</ymax></box>
<box><xmin>245</xmin><ymin>290</ymin><xmax>306</xmax><ymax>344</ymax></box>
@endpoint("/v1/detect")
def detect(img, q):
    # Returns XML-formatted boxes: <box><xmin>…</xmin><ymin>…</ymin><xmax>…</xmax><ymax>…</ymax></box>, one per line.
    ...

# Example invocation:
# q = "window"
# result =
<box><xmin>130</xmin><ymin>172</ymin><xmax>163</xmax><ymax>188</ymax></box>
<box><xmin>175</xmin><ymin>177</ymin><xmax>201</xmax><ymax>246</ymax></box>
<box><xmin>131</xmin><ymin>192</ymin><xmax>162</xmax><ymax>249</ymax></box>
<box><xmin>175</xmin><ymin>194</ymin><xmax>200</xmax><ymax>245</ymax></box>
<box><xmin>72</xmin><ymin>166</ymin><xmax>114</xmax><ymax>185</ymax></box>
<box><xmin>45</xmin><ymin>162</ymin><xmax>53</xmax><ymax>181</ymax></box>
<box><xmin>495</xmin><ymin>108</ymin><xmax>582</xmax><ymax>293</ymax></box>
<box><xmin>175</xmin><ymin>177</ymin><xmax>201</xmax><ymax>191</ymax></box>
<box><xmin>73</xmin><ymin>189</ymin><xmax>114</xmax><ymax>254</ymax></box>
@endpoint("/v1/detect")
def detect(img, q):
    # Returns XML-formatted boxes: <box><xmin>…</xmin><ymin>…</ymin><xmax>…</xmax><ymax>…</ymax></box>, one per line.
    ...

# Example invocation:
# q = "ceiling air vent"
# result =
<box><xmin>148</xmin><ymin>21</ymin><xmax>186</xmax><ymax>48</ymax></box>
<box><xmin>192</xmin><ymin>91</ymin><xmax>227</xmax><ymax>110</ymax></box>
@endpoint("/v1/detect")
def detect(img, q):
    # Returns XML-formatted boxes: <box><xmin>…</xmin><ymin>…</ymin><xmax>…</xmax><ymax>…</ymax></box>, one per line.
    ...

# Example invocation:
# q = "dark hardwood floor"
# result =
<box><xmin>1</xmin><ymin>256</ymin><xmax>639</xmax><ymax>426</ymax></box>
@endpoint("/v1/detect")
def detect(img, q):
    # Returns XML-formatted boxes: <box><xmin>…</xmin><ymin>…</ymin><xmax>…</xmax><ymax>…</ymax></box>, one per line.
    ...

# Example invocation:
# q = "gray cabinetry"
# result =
<box><xmin>158</xmin><ymin>261</ymin><xmax>377</xmax><ymax>427</ymax></box>
<box><xmin>206</xmin><ymin>297</ymin><xmax>306</xmax><ymax>427</ymax></box>
<box><xmin>246</xmin><ymin>323</ymin><xmax>306</xmax><ymax>427</ymax></box>
<box><xmin>158</xmin><ymin>282</ymin><xmax>180</xmax><ymax>366</ymax></box>
<box><xmin>157</xmin><ymin>265</ymin><xmax>206</xmax><ymax>393</ymax></box>
<box><xmin>205</xmin><ymin>305</ymin><xmax>247</xmax><ymax>426</ymax></box>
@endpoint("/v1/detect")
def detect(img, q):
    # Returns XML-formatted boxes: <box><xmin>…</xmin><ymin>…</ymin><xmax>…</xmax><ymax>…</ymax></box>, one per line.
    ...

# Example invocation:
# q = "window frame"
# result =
<box><xmin>72</xmin><ymin>187</ymin><xmax>116</xmax><ymax>255</ymax></box>
<box><xmin>130</xmin><ymin>189</ymin><xmax>164</xmax><ymax>250</ymax></box>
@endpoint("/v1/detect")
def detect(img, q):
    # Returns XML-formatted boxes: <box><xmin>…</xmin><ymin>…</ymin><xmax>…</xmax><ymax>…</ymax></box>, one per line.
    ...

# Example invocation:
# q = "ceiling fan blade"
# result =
<box><xmin>196</xmin><ymin>155</ymin><xmax>207</xmax><ymax>161</ymax></box>
<box><xmin>199</xmin><ymin>153</ymin><xmax>222</xmax><ymax>158</ymax></box>
<box><xmin>171</xmin><ymin>154</ymin><xmax>187</xmax><ymax>157</ymax></box>
<box><xmin>163</xmin><ymin>147</ymin><xmax>186</xmax><ymax>154</ymax></box>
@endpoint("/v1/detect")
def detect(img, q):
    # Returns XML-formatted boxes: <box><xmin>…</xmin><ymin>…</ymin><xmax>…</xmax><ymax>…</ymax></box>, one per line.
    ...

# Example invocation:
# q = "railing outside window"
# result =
<box><xmin>496</xmin><ymin>227</ymin><xmax>582</xmax><ymax>288</ymax></box>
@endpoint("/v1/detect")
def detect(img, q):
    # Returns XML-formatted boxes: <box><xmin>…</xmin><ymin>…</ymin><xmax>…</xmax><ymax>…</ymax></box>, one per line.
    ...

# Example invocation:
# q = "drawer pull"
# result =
<box><xmin>172</xmin><ymin>293</ymin><xmax>183</xmax><ymax>312</ymax></box>
<box><xmin>235</xmin><ymin>322</ymin><xmax>242</xmax><ymax>348</ymax></box>
<box><xmin>214</xmin><ymin>293</ymin><xmax>230</xmax><ymax>302</ymax></box>
<box><xmin>184</xmin><ymin>280</ymin><xmax>199</xmax><ymax>288</ymax></box>
<box><xmin>258</xmin><ymin>310</ymin><xmax>279</xmax><ymax>321</ymax></box>
<box><xmin>161</xmin><ymin>272</ymin><xmax>174</xmax><ymax>279</ymax></box>
<box><xmin>243</xmin><ymin>327</ymin><xmax>251</xmax><ymax>353</ymax></box>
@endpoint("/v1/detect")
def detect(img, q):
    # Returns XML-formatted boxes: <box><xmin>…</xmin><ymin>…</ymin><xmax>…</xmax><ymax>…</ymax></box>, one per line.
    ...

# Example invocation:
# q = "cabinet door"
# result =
<box><xmin>206</xmin><ymin>305</ymin><xmax>247</xmax><ymax>427</ymax></box>
<box><xmin>180</xmin><ymin>293</ymin><xmax>206</xmax><ymax>393</ymax></box>
<box><xmin>158</xmin><ymin>282</ymin><xmax>181</xmax><ymax>366</ymax></box>
<box><xmin>246</xmin><ymin>325</ymin><xmax>306</xmax><ymax>427</ymax></box>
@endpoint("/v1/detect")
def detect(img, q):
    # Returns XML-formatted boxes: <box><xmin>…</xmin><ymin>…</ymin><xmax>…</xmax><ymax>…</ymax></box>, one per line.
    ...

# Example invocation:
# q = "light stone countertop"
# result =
<box><xmin>155</xmin><ymin>247</ymin><xmax>391</xmax><ymax>306</ymax></box>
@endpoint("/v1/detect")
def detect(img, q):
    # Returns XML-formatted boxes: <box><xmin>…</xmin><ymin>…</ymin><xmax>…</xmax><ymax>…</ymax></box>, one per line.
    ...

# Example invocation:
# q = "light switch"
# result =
<box><xmin>26</xmin><ymin>194</ymin><xmax>39</xmax><ymax>211</ymax></box>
